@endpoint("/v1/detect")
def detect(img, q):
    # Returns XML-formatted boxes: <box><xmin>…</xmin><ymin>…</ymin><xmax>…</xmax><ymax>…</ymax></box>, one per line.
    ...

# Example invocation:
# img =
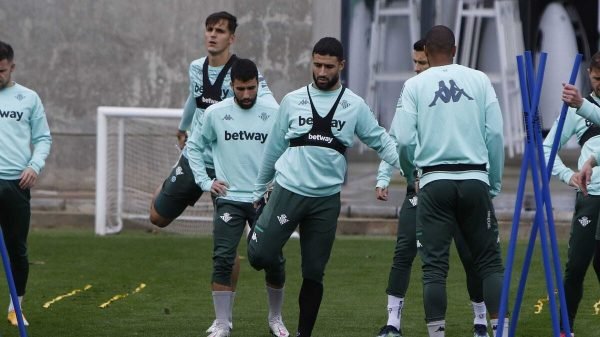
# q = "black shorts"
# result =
<box><xmin>153</xmin><ymin>155</ymin><xmax>215</xmax><ymax>220</ymax></box>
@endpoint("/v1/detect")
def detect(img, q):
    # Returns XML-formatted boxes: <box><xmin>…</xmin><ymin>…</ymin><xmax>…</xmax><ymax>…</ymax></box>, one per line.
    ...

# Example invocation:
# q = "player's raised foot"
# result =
<box><xmin>206</xmin><ymin>320</ymin><xmax>231</xmax><ymax>337</ymax></box>
<box><xmin>268</xmin><ymin>315</ymin><xmax>289</xmax><ymax>337</ymax></box>
<box><xmin>206</xmin><ymin>319</ymin><xmax>233</xmax><ymax>334</ymax></box>
<box><xmin>7</xmin><ymin>310</ymin><xmax>29</xmax><ymax>326</ymax></box>
<box><xmin>376</xmin><ymin>325</ymin><xmax>402</xmax><ymax>337</ymax></box>
<box><xmin>473</xmin><ymin>324</ymin><xmax>489</xmax><ymax>337</ymax></box>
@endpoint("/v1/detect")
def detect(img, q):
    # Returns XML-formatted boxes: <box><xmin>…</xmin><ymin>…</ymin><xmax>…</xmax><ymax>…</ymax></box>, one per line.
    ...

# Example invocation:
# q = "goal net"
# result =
<box><xmin>95</xmin><ymin>106</ymin><xmax>214</xmax><ymax>235</ymax></box>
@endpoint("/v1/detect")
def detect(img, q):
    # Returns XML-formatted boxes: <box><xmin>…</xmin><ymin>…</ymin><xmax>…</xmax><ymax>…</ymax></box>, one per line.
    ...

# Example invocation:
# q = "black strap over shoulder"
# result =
<box><xmin>578</xmin><ymin>94</ymin><xmax>600</xmax><ymax>146</ymax></box>
<box><xmin>288</xmin><ymin>86</ymin><xmax>348</xmax><ymax>155</ymax></box>
<box><xmin>195</xmin><ymin>54</ymin><xmax>238</xmax><ymax>109</ymax></box>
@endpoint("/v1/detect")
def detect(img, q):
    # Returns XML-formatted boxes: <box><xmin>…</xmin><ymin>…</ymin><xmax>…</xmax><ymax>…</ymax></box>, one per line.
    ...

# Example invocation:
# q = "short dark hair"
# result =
<box><xmin>590</xmin><ymin>52</ymin><xmax>600</xmax><ymax>71</ymax></box>
<box><xmin>425</xmin><ymin>25</ymin><xmax>455</xmax><ymax>55</ymax></box>
<box><xmin>206</xmin><ymin>11</ymin><xmax>238</xmax><ymax>33</ymax></box>
<box><xmin>312</xmin><ymin>37</ymin><xmax>344</xmax><ymax>61</ymax></box>
<box><xmin>413</xmin><ymin>39</ymin><xmax>426</xmax><ymax>52</ymax></box>
<box><xmin>231</xmin><ymin>58</ymin><xmax>258</xmax><ymax>83</ymax></box>
<box><xmin>0</xmin><ymin>40</ymin><xmax>14</xmax><ymax>62</ymax></box>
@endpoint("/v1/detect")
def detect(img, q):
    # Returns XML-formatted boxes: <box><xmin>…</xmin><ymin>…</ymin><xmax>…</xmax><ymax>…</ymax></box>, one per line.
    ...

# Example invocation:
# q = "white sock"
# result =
<box><xmin>427</xmin><ymin>320</ymin><xmax>446</xmax><ymax>337</ymax></box>
<box><xmin>212</xmin><ymin>291</ymin><xmax>232</xmax><ymax>326</ymax></box>
<box><xmin>8</xmin><ymin>296</ymin><xmax>23</xmax><ymax>313</ymax></box>
<box><xmin>266</xmin><ymin>286</ymin><xmax>284</xmax><ymax>320</ymax></box>
<box><xmin>490</xmin><ymin>318</ymin><xmax>509</xmax><ymax>337</ymax></box>
<box><xmin>386</xmin><ymin>295</ymin><xmax>404</xmax><ymax>330</ymax></box>
<box><xmin>229</xmin><ymin>292</ymin><xmax>236</xmax><ymax>326</ymax></box>
<box><xmin>472</xmin><ymin>301</ymin><xmax>487</xmax><ymax>325</ymax></box>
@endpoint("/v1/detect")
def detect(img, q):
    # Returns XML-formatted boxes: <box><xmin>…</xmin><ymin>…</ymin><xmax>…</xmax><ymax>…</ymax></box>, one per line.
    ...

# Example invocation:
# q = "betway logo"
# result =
<box><xmin>298</xmin><ymin>116</ymin><xmax>346</xmax><ymax>131</ymax></box>
<box><xmin>308</xmin><ymin>133</ymin><xmax>333</xmax><ymax>144</ymax></box>
<box><xmin>0</xmin><ymin>109</ymin><xmax>23</xmax><ymax>121</ymax></box>
<box><xmin>201</xmin><ymin>96</ymin><xmax>220</xmax><ymax>105</ymax></box>
<box><xmin>224</xmin><ymin>130</ymin><xmax>268</xmax><ymax>143</ymax></box>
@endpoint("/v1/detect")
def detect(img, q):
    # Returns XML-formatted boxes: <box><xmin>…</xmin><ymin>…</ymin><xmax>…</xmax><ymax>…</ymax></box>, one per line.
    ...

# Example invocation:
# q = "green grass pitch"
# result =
<box><xmin>0</xmin><ymin>228</ymin><xmax>595</xmax><ymax>336</ymax></box>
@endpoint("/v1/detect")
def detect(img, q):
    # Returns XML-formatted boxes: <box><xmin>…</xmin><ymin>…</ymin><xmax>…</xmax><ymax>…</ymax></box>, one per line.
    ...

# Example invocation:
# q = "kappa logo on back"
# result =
<box><xmin>429</xmin><ymin>80</ymin><xmax>473</xmax><ymax>107</ymax></box>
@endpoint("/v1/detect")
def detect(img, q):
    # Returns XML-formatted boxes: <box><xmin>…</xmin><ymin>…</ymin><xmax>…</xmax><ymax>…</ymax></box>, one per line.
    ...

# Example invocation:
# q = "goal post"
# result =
<box><xmin>95</xmin><ymin>106</ymin><xmax>214</xmax><ymax>235</ymax></box>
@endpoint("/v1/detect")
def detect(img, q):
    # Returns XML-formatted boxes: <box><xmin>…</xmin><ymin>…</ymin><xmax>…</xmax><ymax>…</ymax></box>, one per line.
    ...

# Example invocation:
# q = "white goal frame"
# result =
<box><xmin>95</xmin><ymin>106</ymin><xmax>214</xmax><ymax>235</ymax></box>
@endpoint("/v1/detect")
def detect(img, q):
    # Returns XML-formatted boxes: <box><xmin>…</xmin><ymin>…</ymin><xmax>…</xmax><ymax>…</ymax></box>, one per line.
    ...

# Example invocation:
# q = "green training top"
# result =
<box><xmin>390</xmin><ymin>63</ymin><xmax>504</xmax><ymax>197</ymax></box>
<box><xmin>254</xmin><ymin>83</ymin><xmax>400</xmax><ymax>200</ymax></box>
<box><xmin>181</xmin><ymin>56</ymin><xmax>276</xmax><ymax>169</ymax></box>
<box><xmin>544</xmin><ymin>93</ymin><xmax>600</xmax><ymax>195</ymax></box>
<box><xmin>0</xmin><ymin>83</ymin><xmax>52</xmax><ymax>180</ymax></box>
<box><xmin>187</xmin><ymin>96</ymin><xmax>279</xmax><ymax>203</ymax></box>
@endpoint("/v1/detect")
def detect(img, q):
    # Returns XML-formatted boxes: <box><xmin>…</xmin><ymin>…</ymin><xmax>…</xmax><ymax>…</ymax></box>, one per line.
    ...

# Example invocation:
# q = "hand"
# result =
<box><xmin>577</xmin><ymin>156</ymin><xmax>598</xmax><ymax>196</ymax></box>
<box><xmin>375</xmin><ymin>187</ymin><xmax>388</xmax><ymax>201</ymax></box>
<box><xmin>19</xmin><ymin>167</ymin><xmax>38</xmax><ymax>189</ymax></box>
<box><xmin>569</xmin><ymin>172</ymin><xmax>583</xmax><ymax>190</ymax></box>
<box><xmin>210</xmin><ymin>180</ymin><xmax>228</xmax><ymax>196</ymax></box>
<box><xmin>253</xmin><ymin>191</ymin><xmax>270</xmax><ymax>208</ymax></box>
<box><xmin>176</xmin><ymin>129</ymin><xmax>188</xmax><ymax>149</ymax></box>
<box><xmin>562</xmin><ymin>83</ymin><xmax>584</xmax><ymax>109</ymax></box>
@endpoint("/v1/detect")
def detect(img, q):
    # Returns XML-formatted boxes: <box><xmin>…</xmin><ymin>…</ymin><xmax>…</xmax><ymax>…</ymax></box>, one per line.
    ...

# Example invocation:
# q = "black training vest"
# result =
<box><xmin>195</xmin><ymin>54</ymin><xmax>238</xmax><ymax>109</ymax></box>
<box><xmin>289</xmin><ymin>86</ymin><xmax>347</xmax><ymax>154</ymax></box>
<box><xmin>578</xmin><ymin>94</ymin><xmax>600</xmax><ymax>146</ymax></box>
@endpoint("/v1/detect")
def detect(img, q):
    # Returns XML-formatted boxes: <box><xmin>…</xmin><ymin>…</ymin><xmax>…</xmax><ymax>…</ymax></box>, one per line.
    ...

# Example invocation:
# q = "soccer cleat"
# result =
<box><xmin>206</xmin><ymin>321</ymin><xmax>230</xmax><ymax>337</ymax></box>
<box><xmin>7</xmin><ymin>310</ymin><xmax>29</xmax><ymax>326</ymax></box>
<box><xmin>559</xmin><ymin>332</ymin><xmax>574</xmax><ymax>337</ymax></box>
<box><xmin>473</xmin><ymin>324</ymin><xmax>489</xmax><ymax>337</ymax></box>
<box><xmin>206</xmin><ymin>319</ymin><xmax>233</xmax><ymax>334</ymax></box>
<box><xmin>269</xmin><ymin>315</ymin><xmax>290</xmax><ymax>337</ymax></box>
<box><xmin>376</xmin><ymin>325</ymin><xmax>402</xmax><ymax>337</ymax></box>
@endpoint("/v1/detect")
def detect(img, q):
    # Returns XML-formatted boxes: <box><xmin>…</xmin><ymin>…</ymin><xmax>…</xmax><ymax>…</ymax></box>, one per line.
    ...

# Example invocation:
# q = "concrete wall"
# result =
<box><xmin>0</xmin><ymin>0</ymin><xmax>342</xmax><ymax>191</ymax></box>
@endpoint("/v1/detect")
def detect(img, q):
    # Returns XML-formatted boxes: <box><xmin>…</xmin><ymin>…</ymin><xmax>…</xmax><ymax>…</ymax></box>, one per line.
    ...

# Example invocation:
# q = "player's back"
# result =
<box><xmin>406</xmin><ymin>63</ymin><xmax>497</xmax><ymax>168</ymax></box>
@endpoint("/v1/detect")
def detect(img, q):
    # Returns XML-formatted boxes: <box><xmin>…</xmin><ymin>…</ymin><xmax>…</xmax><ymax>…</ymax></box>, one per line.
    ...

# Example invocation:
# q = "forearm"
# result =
<box><xmin>178</xmin><ymin>94</ymin><xmax>196</xmax><ymax>131</ymax></box>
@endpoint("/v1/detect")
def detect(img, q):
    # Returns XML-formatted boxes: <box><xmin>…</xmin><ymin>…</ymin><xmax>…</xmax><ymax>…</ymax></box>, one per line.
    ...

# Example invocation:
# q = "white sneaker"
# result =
<box><xmin>207</xmin><ymin>321</ymin><xmax>231</xmax><ymax>337</ymax></box>
<box><xmin>268</xmin><ymin>315</ymin><xmax>290</xmax><ymax>337</ymax></box>
<box><xmin>206</xmin><ymin>320</ymin><xmax>232</xmax><ymax>334</ymax></box>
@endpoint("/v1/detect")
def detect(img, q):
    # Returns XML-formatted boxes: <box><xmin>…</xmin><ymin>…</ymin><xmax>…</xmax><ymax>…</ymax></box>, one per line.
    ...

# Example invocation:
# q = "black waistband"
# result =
<box><xmin>421</xmin><ymin>163</ymin><xmax>486</xmax><ymax>174</ymax></box>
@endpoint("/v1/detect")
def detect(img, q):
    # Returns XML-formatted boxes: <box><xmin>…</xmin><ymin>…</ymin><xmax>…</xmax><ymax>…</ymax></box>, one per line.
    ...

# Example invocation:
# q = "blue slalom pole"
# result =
<box><xmin>502</xmin><ymin>54</ymin><xmax>550</xmax><ymax>337</ymax></box>
<box><xmin>497</xmin><ymin>55</ymin><xmax>532</xmax><ymax>337</ymax></box>
<box><xmin>523</xmin><ymin>52</ymin><xmax>564</xmax><ymax>337</ymax></box>
<box><xmin>526</xmin><ymin>51</ymin><xmax>564</xmax><ymax>337</ymax></box>
<box><xmin>0</xmin><ymin>229</ymin><xmax>27</xmax><ymax>337</ymax></box>
<box><xmin>531</xmin><ymin>54</ymin><xmax>581</xmax><ymax>337</ymax></box>
<box><xmin>547</xmin><ymin>53</ymin><xmax>583</xmax><ymax>172</ymax></box>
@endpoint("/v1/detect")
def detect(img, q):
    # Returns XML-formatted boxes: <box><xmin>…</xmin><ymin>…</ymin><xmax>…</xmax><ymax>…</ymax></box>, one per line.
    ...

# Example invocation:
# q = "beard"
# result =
<box><xmin>0</xmin><ymin>77</ymin><xmax>10</xmax><ymax>90</ymax></box>
<box><xmin>235</xmin><ymin>95</ymin><xmax>257</xmax><ymax>110</ymax></box>
<box><xmin>313</xmin><ymin>73</ymin><xmax>339</xmax><ymax>90</ymax></box>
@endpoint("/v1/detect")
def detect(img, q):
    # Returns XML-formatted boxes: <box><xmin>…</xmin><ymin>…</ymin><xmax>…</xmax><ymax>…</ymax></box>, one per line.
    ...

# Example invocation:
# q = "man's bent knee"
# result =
<box><xmin>247</xmin><ymin>244</ymin><xmax>280</xmax><ymax>271</ymax></box>
<box><xmin>149</xmin><ymin>205</ymin><xmax>173</xmax><ymax>228</ymax></box>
